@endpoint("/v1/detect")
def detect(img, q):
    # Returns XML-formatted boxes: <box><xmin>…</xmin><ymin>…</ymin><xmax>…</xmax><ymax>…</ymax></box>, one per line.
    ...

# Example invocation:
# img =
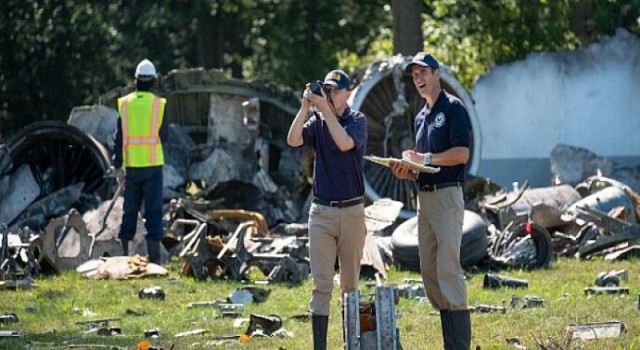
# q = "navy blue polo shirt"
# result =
<box><xmin>301</xmin><ymin>105</ymin><xmax>367</xmax><ymax>201</ymax></box>
<box><xmin>415</xmin><ymin>90</ymin><xmax>471</xmax><ymax>185</ymax></box>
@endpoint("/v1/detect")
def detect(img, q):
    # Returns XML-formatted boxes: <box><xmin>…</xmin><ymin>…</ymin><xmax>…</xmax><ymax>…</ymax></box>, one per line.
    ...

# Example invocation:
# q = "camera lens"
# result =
<box><xmin>310</xmin><ymin>81</ymin><xmax>322</xmax><ymax>95</ymax></box>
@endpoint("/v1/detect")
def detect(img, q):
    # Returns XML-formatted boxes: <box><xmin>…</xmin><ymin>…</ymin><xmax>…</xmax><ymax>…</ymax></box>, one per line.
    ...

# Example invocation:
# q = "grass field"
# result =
<box><xmin>0</xmin><ymin>257</ymin><xmax>639</xmax><ymax>350</ymax></box>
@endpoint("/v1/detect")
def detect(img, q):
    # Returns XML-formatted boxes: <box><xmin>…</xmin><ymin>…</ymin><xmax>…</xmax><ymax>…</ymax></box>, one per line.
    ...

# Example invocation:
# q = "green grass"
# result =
<box><xmin>0</xmin><ymin>257</ymin><xmax>639</xmax><ymax>349</ymax></box>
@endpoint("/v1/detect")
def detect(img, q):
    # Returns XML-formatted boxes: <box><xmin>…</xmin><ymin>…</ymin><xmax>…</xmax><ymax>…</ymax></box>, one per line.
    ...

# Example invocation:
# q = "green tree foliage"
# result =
<box><xmin>1</xmin><ymin>0</ymin><xmax>638</xmax><ymax>140</ymax></box>
<box><xmin>422</xmin><ymin>0</ymin><xmax>640</xmax><ymax>88</ymax></box>
<box><xmin>0</xmin><ymin>1</ymin><xmax>198</xmax><ymax>139</ymax></box>
<box><xmin>0</xmin><ymin>0</ymin><xmax>391</xmax><ymax>139</ymax></box>
<box><xmin>340</xmin><ymin>0</ymin><xmax>640</xmax><ymax>90</ymax></box>
<box><xmin>238</xmin><ymin>0</ymin><xmax>391</xmax><ymax>85</ymax></box>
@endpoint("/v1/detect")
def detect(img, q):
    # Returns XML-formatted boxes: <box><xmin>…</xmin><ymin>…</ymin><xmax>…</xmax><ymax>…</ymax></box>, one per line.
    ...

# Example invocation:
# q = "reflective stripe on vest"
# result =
<box><xmin>119</xmin><ymin>92</ymin><xmax>165</xmax><ymax>167</ymax></box>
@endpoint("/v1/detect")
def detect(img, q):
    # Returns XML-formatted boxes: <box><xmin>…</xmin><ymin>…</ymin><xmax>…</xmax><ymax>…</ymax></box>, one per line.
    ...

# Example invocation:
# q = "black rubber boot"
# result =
<box><xmin>121</xmin><ymin>239</ymin><xmax>130</xmax><ymax>256</ymax></box>
<box><xmin>449</xmin><ymin>309</ymin><xmax>471</xmax><ymax>350</ymax></box>
<box><xmin>341</xmin><ymin>307</ymin><xmax>346</xmax><ymax>347</ymax></box>
<box><xmin>311</xmin><ymin>314</ymin><xmax>329</xmax><ymax>350</ymax></box>
<box><xmin>146</xmin><ymin>238</ymin><xmax>161</xmax><ymax>264</ymax></box>
<box><xmin>440</xmin><ymin>310</ymin><xmax>453</xmax><ymax>349</ymax></box>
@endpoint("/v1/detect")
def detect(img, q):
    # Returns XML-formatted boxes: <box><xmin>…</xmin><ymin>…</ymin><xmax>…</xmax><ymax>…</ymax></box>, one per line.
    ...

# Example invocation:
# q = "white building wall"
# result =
<box><xmin>473</xmin><ymin>29</ymin><xmax>640</xmax><ymax>187</ymax></box>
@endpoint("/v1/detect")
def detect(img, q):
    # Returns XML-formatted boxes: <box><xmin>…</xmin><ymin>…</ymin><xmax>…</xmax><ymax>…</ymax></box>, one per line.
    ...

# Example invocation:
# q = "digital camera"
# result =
<box><xmin>309</xmin><ymin>80</ymin><xmax>329</xmax><ymax>97</ymax></box>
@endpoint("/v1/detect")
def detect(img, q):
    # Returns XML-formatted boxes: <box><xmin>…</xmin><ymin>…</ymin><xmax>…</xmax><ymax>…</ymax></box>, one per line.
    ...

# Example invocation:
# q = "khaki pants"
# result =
<box><xmin>417</xmin><ymin>187</ymin><xmax>468</xmax><ymax>311</ymax></box>
<box><xmin>308</xmin><ymin>202</ymin><xmax>366</xmax><ymax>316</ymax></box>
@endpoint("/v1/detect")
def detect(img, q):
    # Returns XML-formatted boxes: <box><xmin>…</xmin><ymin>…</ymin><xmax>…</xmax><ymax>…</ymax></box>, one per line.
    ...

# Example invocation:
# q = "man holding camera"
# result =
<box><xmin>287</xmin><ymin>70</ymin><xmax>367</xmax><ymax>350</ymax></box>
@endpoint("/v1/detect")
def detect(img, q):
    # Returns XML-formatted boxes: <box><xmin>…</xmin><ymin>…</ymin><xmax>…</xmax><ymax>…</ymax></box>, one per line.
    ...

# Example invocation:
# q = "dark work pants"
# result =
<box><xmin>118</xmin><ymin>166</ymin><xmax>164</xmax><ymax>241</ymax></box>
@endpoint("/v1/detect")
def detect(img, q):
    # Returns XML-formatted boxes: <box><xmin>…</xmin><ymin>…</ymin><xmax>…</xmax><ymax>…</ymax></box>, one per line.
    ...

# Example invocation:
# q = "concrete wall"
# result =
<box><xmin>473</xmin><ymin>29</ymin><xmax>640</xmax><ymax>187</ymax></box>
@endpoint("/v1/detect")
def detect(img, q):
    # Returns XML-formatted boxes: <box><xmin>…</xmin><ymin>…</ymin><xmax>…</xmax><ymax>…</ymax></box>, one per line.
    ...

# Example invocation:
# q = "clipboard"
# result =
<box><xmin>364</xmin><ymin>155</ymin><xmax>441</xmax><ymax>174</ymax></box>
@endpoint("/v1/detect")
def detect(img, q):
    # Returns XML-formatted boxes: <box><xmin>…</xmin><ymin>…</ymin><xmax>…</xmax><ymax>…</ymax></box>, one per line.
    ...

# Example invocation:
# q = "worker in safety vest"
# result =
<box><xmin>112</xmin><ymin>58</ymin><xmax>167</xmax><ymax>264</ymax></box>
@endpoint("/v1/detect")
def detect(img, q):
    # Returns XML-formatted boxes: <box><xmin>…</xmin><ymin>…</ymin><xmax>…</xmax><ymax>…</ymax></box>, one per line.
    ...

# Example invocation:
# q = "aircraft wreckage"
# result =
<box><xmin>1</xmin><ymin>56</ymin><xmax>640</xmax><ymax>286</ymax></box>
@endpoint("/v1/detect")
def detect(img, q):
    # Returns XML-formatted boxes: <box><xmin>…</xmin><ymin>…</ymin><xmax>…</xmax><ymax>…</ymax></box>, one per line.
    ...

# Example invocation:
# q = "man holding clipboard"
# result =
<box><xmin>389</xmin><ymin>52</ymin><xmax>472</xmax><ymax>350</ymax></box>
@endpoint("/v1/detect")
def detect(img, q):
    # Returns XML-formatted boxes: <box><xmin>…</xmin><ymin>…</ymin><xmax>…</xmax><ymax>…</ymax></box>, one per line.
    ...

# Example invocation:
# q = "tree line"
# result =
<box><xmin>1</xmin><ymin>0</ymin><xmax>638</xmax><ymax>141</ymax></box>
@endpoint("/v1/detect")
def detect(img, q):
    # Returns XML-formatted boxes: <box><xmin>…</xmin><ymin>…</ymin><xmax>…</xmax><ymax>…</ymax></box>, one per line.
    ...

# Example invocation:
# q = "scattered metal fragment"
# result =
<box><xmin>483</xmin><ymin>273</ymin><xmax>528</xmax><ymax>289</ymax></box>
<box><xmin>67</xmin><ymin>105</ymin><xmax>119</xmax><ymax>153</ymax></box>
<box><xmin>187</xmin><ymin>300</ymin><xmax>224</xmax><ymax>308</ymax></box>
<box><xmin>471</xmin><ymin>301</ymin><xmax>506</xmax><ymax>314</ymax></box>
<box><xmin>566</xmin><ymin>320</ymin><xmax>625</xmax><ymax>340</ymax></box>
<box><xmin>575</xmin><ymin>205</ymin><xmax>640</xmax><ymax>259</ymax></box>
<box><xmin>488</xmin><ymin>220</ymin><xmax>552</xmax><ymax>270</ymax></box>
<box><xmin>144</xmin><ymin>341</ymin><xmax>175</xmax><ymax>350</ymax></box>
<box><xmin>72</xmin><ymin>307</ymin><xmax>97</xmax><ymax>317</ymax></box>
<box><xmin>228</xmin><ymin>289</ymin><xmax>253</xmax><ymax>305</ymax></box>
<box><xmin>343</xmin><ymin>285</ymin><xmax>402</xmax><ymax>350</ymax></box>
<box><xmin>0</xmin><ymin>164</ymin><xmax>41</xmax><ymax>227</ymax></box>
<box><xmin>10</xmin><ymin>183</ymin><xmax>85</xmax><ymax>234</ymax></box>
<box><xmin>75</xmin><ymin>317</ymin><xmax>121</xmax><ymax>332</ymax></box>
<box><xmin>0</xmin><ymin>278</ymin><xmax>37</xmax><ymax>290</ymax></box>
<box><xmin>484</xmin><ymin>183</ymin><xmax>581</xmax><ymax>230</ymax></box>
<box><xmin>583</xmin><ymin>286</ymin><xmax>629</xmax><ymax>295</ymax></box>
<box><xmin>505</xmin><ymin>336</ymin><xmax>525</xmax><ymax>349</ymax></box>
<box><xmin>344</xmin><ymin>277</ymin><xmax>401</xmax><ymax>350</ymax></box>
<box><xmin>563</xmin><ymin>186</ymin><xmax>637</xmax><ymax>225</ymax></box>
<box><xmin>241</xmin><ymin>286</ymin><xmax>271</xmax><ymax>302</ymax></box>
<box><xmin>64</xmin><ymin>344</ymin><xmax>127</xmax><ymax>349</ymax></box>
<box><xmin>93</xmin><ymin>326</ymin><xmax>122</xmax><ymax>336</ymax></box>
<box><xmin>187</xmin><ymin>300</ymin><xmax>245</xmax><ymax>317</ymax></box>
<box><xmin>0</xmin><ymin>330</ymin><xmax>22</xmax><ymax>338</ymax></box>
<box><xmin>208</xmin><ymin>209</ymin><xmax>270</xmax><ymax>237</ymax></box>
<box><xmin>364</xmin><ymin>198</ymin><xmax>404</xmax><ymax>234</ymax></box>
<box><xmin>88</xmin><ymin>173</ymin><xmax>125</xmax><ymax>258</ymax></box>
<box><xmin>0</xmin><ymin>313</ymin><xmax>18</xmax><ymax>323</ymax></box>
<box><xmin>125</xmin><ymin>308</ymin><xmax>145</xmax><ymax>316</ymax></box>
<box><xmin>144</xmin><ymin>328</ymin><xmax>160</xmax><ymax>338</ymax></box>
<box><xmin>395</xmin><ymin>283</ymin><xmax>425</xmax><ymax>299</ymax></box>
<box><xmin>218</xmin><ymin>304</ymin><xmax>245</xmax><ymax>318</ymax></box>
<box><xmin>1</xmin><ymin>227</ymin><xmax>43</xmax><ymax>282</ymax></box>
<box><xmin>266</xmin><ymin>254</ymin><xmax>310</xmax><ymax>284</ymax></box>
<box><xmin>176</xmin><ymin>218</ymin><xmax>215</xmax><ymax>280</ymax></box>
<box><xmin>215</xmin><ymin>220</ymin><xmax>310</xmax><ymax>283</ymax></box>
<box><xmin>42</xmin><ymin>209</ymin><xmax>92</xmax><ymax>271</ymax></box>
<box><xmin>595</xmin><ymin>269</ymin><xmax>627</xmax><ymax>287</ymax></box>
<box><xmin>228</xmin><ymin>286</ymin><xmax>271</xmax><ymax>304</ymax></box>
<box><xmin>139</xmin><ymin>286</ymin><xmax>165</xmax><ymax>300</ymax></box>
<box><xmin>0</xmin><ymin>121</ymin><xmax>113</xmax><ymax>232</ymax></box>
<box><xmin>510</xmin><ymin>295</ymin><xmax>545</xmax><ymax>309</ymax></box>
<box><xmin>245</xmin><ymin>314</ymin><xmax>283</xmax><ymax>336</ymax></box>
<box><xmin>175</xmin><ymin>328</ymin><xmax>208</xmax><ymax>337</ymax></box>
<box><xmin>604</xmin><ymin>245</ymin><xmax>640</xmax><ymax>261</ymax></box>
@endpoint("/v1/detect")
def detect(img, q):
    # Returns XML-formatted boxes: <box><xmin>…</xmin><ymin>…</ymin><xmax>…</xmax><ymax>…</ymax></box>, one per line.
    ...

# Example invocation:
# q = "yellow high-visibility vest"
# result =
<box><xmin>117</xmin><ymin>91</ymin><xmax>166</xmax><ymax>167</ymax></box>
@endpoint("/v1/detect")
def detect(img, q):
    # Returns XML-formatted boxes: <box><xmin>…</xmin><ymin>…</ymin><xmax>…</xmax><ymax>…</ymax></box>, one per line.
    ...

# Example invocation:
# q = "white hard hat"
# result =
<box><xmin>135</xmin><ymin>59</ymin><xmax>156</xmax><ymax>79</ymax></box>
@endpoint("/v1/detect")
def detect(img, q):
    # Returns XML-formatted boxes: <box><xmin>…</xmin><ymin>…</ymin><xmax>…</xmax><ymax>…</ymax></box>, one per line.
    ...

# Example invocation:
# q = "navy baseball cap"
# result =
<box><xmin>404</xmin><ymin>52</ymin><xmax>440</xmax><ymax>73</ymax></box>
<box><xmin>323</xmin><ymin>70</ymin><xmax>350</xmax><ymax>90</ymax></box>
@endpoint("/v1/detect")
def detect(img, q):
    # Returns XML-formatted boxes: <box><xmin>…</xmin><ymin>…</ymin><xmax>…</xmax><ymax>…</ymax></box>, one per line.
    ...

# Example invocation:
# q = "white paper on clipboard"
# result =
<box><xmin>364</xmin><ymin>155</ymin><xmax>441</xmax><ymax>174</ymax></box>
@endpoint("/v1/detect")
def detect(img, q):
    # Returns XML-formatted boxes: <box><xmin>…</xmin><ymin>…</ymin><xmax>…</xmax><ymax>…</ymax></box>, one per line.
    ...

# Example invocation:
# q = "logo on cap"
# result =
<box><xmin>404</xmin><ymin>52</ymin><xmax>440</xmax><ymax>73</ymax></box>
<box><xmin>323</xmin><ymin>70</ymin><xmax>350</xmax><ymax>90</ymax></box>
